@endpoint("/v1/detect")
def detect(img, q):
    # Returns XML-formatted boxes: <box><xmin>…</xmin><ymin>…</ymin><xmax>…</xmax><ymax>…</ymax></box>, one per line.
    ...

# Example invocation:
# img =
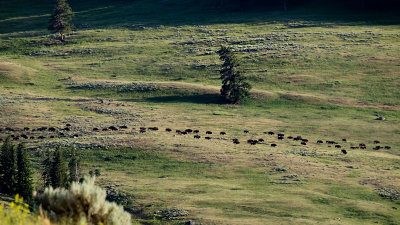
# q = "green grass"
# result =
<box><xmin>1</xmin><ymin>0</ymin><xmax>400</xmax><ymax>224</ymax></box>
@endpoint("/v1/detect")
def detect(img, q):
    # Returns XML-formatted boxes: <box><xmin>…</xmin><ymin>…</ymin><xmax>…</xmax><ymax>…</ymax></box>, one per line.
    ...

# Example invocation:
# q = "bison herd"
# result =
<box><xmin>0</xmin><ymin>124</ymin><xmax>393</xmax><ymax>155</ymax></box>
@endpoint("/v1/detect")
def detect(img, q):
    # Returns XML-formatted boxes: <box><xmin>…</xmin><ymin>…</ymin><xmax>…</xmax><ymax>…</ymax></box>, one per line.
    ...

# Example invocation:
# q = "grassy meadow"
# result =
<box><xmin>0</xmin><ymin>0</ymin><xmax>399</xmax><ymax>224</ymax></box>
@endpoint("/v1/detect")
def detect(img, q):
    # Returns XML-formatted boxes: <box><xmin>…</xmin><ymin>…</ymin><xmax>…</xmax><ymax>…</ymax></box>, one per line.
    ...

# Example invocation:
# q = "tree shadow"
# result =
<box><xmin>0</xmin><ymin>0</ymin><xmax>399</xmax><ymax>34</ymax></box>
<box><xmin>146</xmin><ymin>94</ymin><xmax>226</xmax><ymax>105</ymax></box>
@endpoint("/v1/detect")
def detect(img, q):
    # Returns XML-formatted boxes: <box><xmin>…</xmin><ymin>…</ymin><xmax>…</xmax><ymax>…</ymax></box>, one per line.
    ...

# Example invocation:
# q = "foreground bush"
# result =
<box><xmin>37</xmin><ymin>177</ymin><xmax>131</xmax><ymax>225</ymax></box>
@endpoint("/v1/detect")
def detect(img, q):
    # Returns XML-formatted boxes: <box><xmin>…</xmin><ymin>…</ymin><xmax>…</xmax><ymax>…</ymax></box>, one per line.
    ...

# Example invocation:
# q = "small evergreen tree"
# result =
<box><xmin>0</xmin><ymin>137</ymin><xmax>17</xmax><ymax>194</ymax></box>
<box><xmin>50</xmin><ymin>148</ymin><xmax>69</xmax><ymax>188</ymax></box>
<box><xmin>16</xmin><ymin>144</ymin><xmax>33</xmax><ymax>203</ymax></box>
<box><xmin>41</xmin><ymin>150</ymin><xmax>52</xmax><ymax>188</ymax></box>
<box><xmin>68</xmin><ymin>148</ymin><xmax>80</xmax><ymax>183</ymax></box>
<box><xmin>48</xmin><ymin>0</ymin><xmax>73</xmax><ymax>41</ymax></box>
<box><xmin>217</xmin><ymin>46</ymin><xmax>252</xmax><ymax>104</ymax></box>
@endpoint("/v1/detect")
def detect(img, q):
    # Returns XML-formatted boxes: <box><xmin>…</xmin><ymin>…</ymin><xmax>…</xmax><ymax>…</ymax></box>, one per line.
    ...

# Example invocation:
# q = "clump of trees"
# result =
<box><xmin>41</xmin><ymin>147</ymin><xmax>81</xmax><ymax>189</ymax></box>
<box><xmin>0</xmin><ymin>137</ymin><xmax>33</xmax><ymax>203</ymax></box>
<box><xmin>48</xmin><ymin>0</ymin><xmax>73</xmax><ymax>41</ymax></box>
<box><xmin>1</xmin><ymin>137</ymin><xmax>131</xmax><ymax>224</ymax></box>
<box><xmin>217</xmin><ymin>46</ymin><xmax>251</xmax><ymax>104</ymax></box>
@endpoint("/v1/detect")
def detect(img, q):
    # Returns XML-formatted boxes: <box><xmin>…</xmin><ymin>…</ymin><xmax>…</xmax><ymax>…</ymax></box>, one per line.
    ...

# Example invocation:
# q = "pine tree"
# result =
<box><xmin>50</xmin><ymin>148</ymin><xmax>69</xmax><ymax>188</ymax></box>
<box><xmin>217</xmin><ymin>46</ymin><xmax>252</xmax><ymax>104</ymax></box>
<box><xmin>68</xmin><ymin>148</ymin><xmax>80</xmax><ymax>183</ymax></box>
<box><xmin>16</xmin><ymin>144</ymin><xmax>33</xmax><ymax>202</ymax></box>
<box><xmin>0</xmin><ymin>137</ymin><xmax>17</xmax><ymax>194</ymax></box>
<box><xmin>41</xmin><ymin>150</ymin><xmax>52</xmax><ymax>188</ymax></box>
<box><xmin>48</xmin><ymin>0</ymin><xmax>73</xmax><ymax>41</ymax></box>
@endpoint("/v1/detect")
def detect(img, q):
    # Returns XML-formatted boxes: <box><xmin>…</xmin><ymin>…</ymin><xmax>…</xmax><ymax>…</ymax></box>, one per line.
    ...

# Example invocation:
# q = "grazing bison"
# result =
<box><xmin>247</xmin><ymin>140</ymin><xmax>257</xmax><ymax>145</ymax></box>
<box><xmin>102</xmin><ymin>128</ymin><xmax>108</xmax><ymax>131</ymax></box>
<box><xmin>278</xmin><ymin>136</ymin><xmax>284</xmax><ymax>140</ymax></box>
<box><xmin>205</xmin><ymin>137</ymin><xmax>211</xmax><ymax>140</ymax></box>
<box><xmin>6</xmin><ymin>127</ymin><xmax>15</xmax><ymax>132</ymax></box>
<box><xmin>301</xmin><ymin>139</ymin><xmax>309</xmax><ymax>142</ymax></box>
<box><xmin>287</xmin><ymin>136</ymin><xmax>293</xmax><ymax>139</ymax></box>
<box><xmin>66</xmin><ymin>124</ymin><xmax>71</xmax><ymax>127</ymax></box>
<box><xmin>119</xmin><ymin>126</ymin><xmax>128</xmax><ymax>129</ymax></box>
<box><xmin>37</xmin><ymin>127</ymin><xmax>47</xmax><ymax>131</ymax></box>
<box><xmin>373</xmin><ymin>146</ymin><xmax>381</xmax><ymax>150</ymax></box>
<box><xmin>335</xmin><ymin>145</ymin><xmax>341</xmax><ymax>148</ymax></box>
<box><xmin>13</xmin><ymin>136</ymin><xmax>19</xmax><ymax>140</ymax></box>
<box><xmin>50</xmin><ymin>136</ymin><xmax>55</xmax><ymax>138</ymax></box>
<box><xmin>21</xmin><ymin>134</ymin><xmax>28</xmax><ymax>139</ymax></box>
<box><xmin>140</xmin><ymin>129</ymin><xmax>146</xmax><ymax>133</ymax></box>
<box><xmin>206</xmin><ymin>131</ymin><xmax>212</xmax><ymax>135</ymax></box>
<box><xmin>341</xmin><ymin>149</ymin><xmax>347</xmax><ymax>155</ymax></box>
<box><xmin>181</xmin><ymin>131</ymin><xmax>188</xmax><ymax>135</ymax></box>
<box><xmin>166</xmin><ymin>128</ymin><xmax>172</xmax><ymax>132</ymax></box>
<box><xmin>374</xmin><ymin>140</ymin><xmax>380</xmax><ymax>144</ymax></box>
<box><xmin>109</xmin><ymin>126</ymin><xmax>118</xmax><ymax>131</ymax></box>
<box><xmin>220</xmin><ymin>131</ymin><xmax>226</xmax><ymax>135</ymax></box>
<box><xmin>258</xmin><ymin>138</ymin><xmax>264</xmax><ymax>142</ymax></box>
<box><xmin>317</xmin><ymin>140</ymin><xmax>323</xmax><ymax>144</ymax></box>
<box><xmin>278</xmin><ymin>133</ymin><xmax>284</xmax><ymax>137</ymax></box>
<box><xmin>93</xmin><ymin>128</ymin><xmax>99</xmax><ymax>131</ymax></box>
<box><xmin>193</xmin><ymin>130</ymin><xmax>199</xmax><ymax>133</ymax></box>
<box><xmin>271</xmin><ymin>143</ymin><xmax>277</xmax><ymax>147</ymax></box>
<box><xmin>49</xmin><ymin>127</ymin><xmax>56</xmax><ymax>132</ymax></box>
<box><xmin>194</xmin><ymin>135</ymin><xmax>201</xmax><ymax>139</ymax></box>
<box><xmin>64</xmin><ymin>127</ymin><xmax>70</xmax><ymax>131</ymax></box>
<box><xmin>185</xmin><ymin>129</ymin><xmax>193</xmax><ymax>133</ymax></box>
<box><xmin>268</xmin><ymin>132</ymin><xmax>274</xmax><ymax>135</ymax></box>
<box><xmin>233</xmin><ymin>140</ymin><xmax>240</xmax><ymax>144</ymax></box>
<box><xmin>23</xmin><ymin>127</ymin><xmax>30</xmax><ymax>131</ymax></box>
<box><xmin>30</xmin><ymin>136</ymin><xmax>35</xmax><ymax>139</ymax></box>
<box><xmin>342</xmin><ymin>138</ymin><xmax>347</xmax><ymax>142</ymax></box>
<box><xmin>301</xmin><ymin>142</ymin><xmax>307</xmax><ymax>145</ymax></box>
<box><xmin>384</xmin><ymin>146</ymin><xmax>391</xmax><ymax>149</ymax></box>
<box><xmin>244</xmin><ymin>130</ymin><xmax>249</xmax><ymax>133</ymax></box>
<box><xmin>38</xmin><ymin>136</ymin><xmax>45</xmax><ymax>139</ymax></box>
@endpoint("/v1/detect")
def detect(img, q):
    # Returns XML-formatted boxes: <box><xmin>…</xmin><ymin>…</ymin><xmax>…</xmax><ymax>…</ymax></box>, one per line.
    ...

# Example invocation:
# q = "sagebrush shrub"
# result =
<box><xmin>37</xmin><ymin>177</ymin><xmax>131</xmax><ymax>225</ymax></box>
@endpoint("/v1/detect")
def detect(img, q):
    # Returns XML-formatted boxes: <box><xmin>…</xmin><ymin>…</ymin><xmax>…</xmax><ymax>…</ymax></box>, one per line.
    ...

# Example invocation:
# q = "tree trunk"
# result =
<box><xmin>60</xmin><ymin>31</ymin><xmax>64</xmax><ymax>41</ymax></box>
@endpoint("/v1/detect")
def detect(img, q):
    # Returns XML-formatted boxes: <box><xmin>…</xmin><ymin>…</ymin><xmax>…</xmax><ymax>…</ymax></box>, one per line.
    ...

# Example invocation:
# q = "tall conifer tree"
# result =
<box><xmin>48</xmin><ymin>0</ymin><xmax>73</xmax><ymax>41</ymax></box>
<box><xmin>0</xmin><ymin>137</ymin><xmax>17</xmax><ymax>194</ymax></box>
<box><xmin>41</xmin><ymin>150</ymin><xmax>52</xmax><ymax>188</ymax></box>
<box><xmin>51</xmin><ymin>148</ymin><xmax>69</xmax><ymax>188</ymax></box>
<box><xmin>217</xmin><ymin>46</ymin><xmax>252</xmax><ymax>104</ymax></box>
<box><xmin>68</xmin><ymin>148</ymin><xmax>80</xmax><ymax>183</ymax></box>
<box><xmin>16</xmin><ymin>144</ymin><xmax>33</xmax><ymax>202</ymax></box>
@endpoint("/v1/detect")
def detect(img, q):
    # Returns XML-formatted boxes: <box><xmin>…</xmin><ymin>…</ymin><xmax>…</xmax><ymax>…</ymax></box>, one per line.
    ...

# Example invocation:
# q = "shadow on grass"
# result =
<box><xmin>146</xmin><ymin>94</ymin><xmax>225</xmax><ymax>105</ymax></box>
<box><xmin>1</xmin><ymin>0</ymin><xmax>399</xmax><ymax>34</ymax></box>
